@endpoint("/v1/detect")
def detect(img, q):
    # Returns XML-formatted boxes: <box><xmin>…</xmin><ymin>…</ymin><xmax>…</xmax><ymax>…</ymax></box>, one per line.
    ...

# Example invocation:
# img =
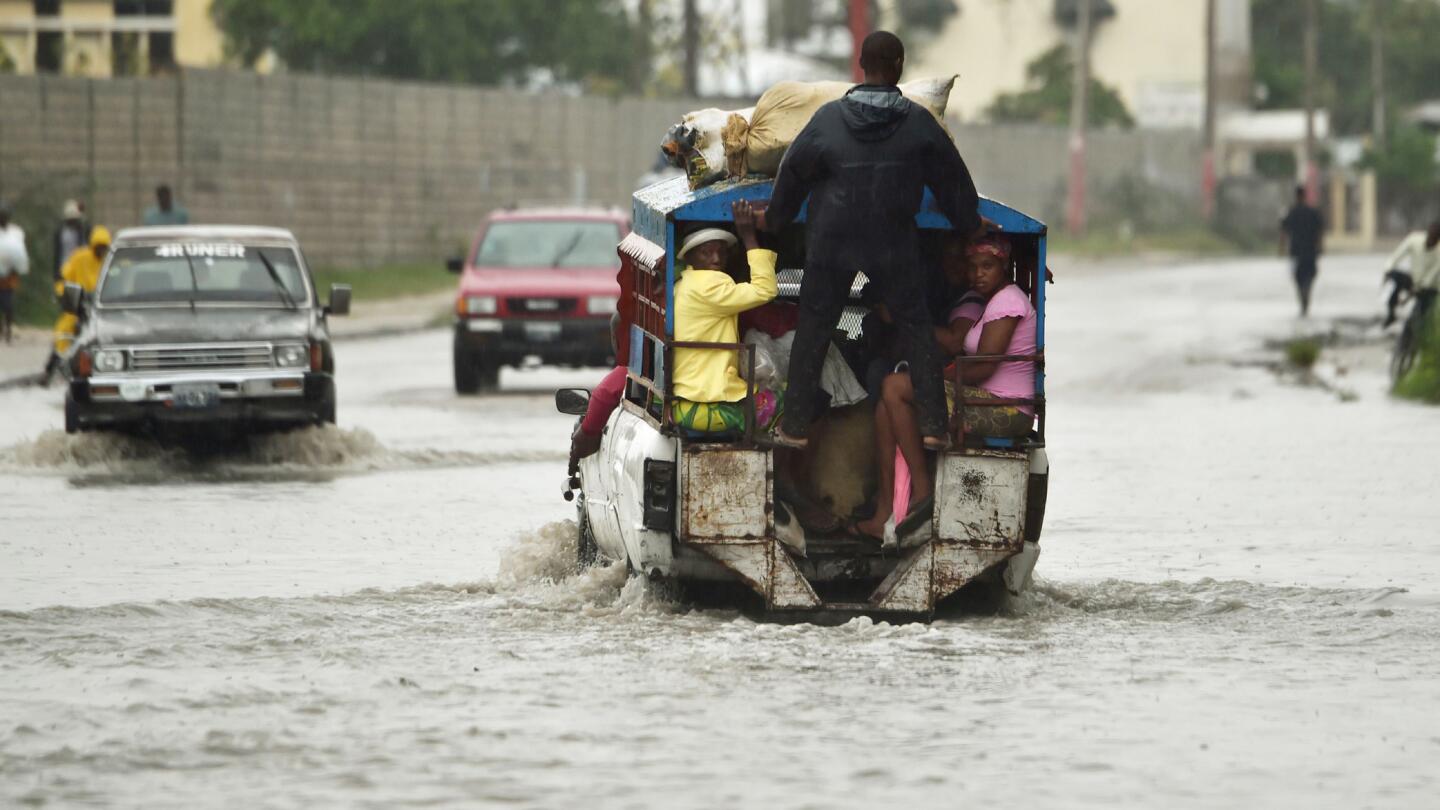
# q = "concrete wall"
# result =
<box><xmin>0</xmin><ymin>69</ymin><xmax>706</xmax><ymax>267</ymax></box>
<box><xmin>954</xmin><ymin>123</ymin><xmax>1203</xmax><ymax>230</ymax></box>
<box><xmin>0</xmin><ymin>69</ymin><xmax>1204</xmax><ymax>268</ymax></box>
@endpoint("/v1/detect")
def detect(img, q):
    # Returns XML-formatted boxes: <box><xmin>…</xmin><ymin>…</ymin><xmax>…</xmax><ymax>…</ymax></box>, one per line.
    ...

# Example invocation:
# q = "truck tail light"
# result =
<box><xmin>642</xmin><ymin>459</ymin><xmax>676</xmax><ymax>531</ymax></box>
<box><xmin>309</xmin><ymin>341</ymin><xmax>323</xmax><ymax>372</ymax></box>
<box><xmin>76</xmin><ymin>350</ymin><xmax>92</xmax><ymax>379</ymax></box>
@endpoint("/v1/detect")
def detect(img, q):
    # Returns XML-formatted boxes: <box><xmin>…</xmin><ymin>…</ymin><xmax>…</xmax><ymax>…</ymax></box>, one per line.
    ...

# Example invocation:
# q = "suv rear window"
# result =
<box><xmin>475</xmin><ymin>221</ymin><xmax>620</xmax><ymax>269</ymax></box>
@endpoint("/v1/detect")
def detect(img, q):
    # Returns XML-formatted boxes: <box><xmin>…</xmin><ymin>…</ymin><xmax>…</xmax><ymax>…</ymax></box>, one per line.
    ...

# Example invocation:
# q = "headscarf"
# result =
<box><xmin>966</xmin><ymin>234</ymin><xmax>1011</xmax><ymax>262</ymax></box>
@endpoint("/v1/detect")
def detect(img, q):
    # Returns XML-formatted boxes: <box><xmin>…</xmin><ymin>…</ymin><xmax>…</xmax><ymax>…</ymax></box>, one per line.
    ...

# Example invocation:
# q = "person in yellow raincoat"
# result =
<box><xmin>42</xmin><ymin>226</ymin><xmax>109</xmax><ymax>385</ymax></box>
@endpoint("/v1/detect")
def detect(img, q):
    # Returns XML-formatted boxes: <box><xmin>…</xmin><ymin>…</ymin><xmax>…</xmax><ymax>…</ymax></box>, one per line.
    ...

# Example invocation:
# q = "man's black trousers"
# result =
<box><xmin>781</xmin><ymin>257</ymin><xmax>945</xmax><ymax>438</ymax></box>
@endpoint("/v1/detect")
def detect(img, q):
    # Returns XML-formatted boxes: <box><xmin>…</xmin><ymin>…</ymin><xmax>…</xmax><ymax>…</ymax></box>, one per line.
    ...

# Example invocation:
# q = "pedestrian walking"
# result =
<box><xmin>0</xmin><ymin>200</ymin><xmax>30</xmax><ymax>344</ymax></box>
<box><xmin>1280</xmin><ymin>186</ymin><xmax>1324</xmax><ymax>317</ymax></box>
<box><xmin>53</xmin><ymin>199</ymin><xmax>89</xmax><ymax>282</ymax></box>
<box><xmin>142</xmin><ymin>184</ymin><xmax>189</xmax><ymax>226</ymax></box>
<box><xmin>762</xmin><ymin>30</ymin><xmax>983</xmax><ymax>449</ymax></box>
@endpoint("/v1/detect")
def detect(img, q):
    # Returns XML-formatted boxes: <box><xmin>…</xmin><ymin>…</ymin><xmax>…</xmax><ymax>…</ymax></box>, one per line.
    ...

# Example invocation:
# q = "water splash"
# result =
<box><xmin>0</xmin><ymin>426</ymin><xmax>563</xmax><ymax>478</ymax></box>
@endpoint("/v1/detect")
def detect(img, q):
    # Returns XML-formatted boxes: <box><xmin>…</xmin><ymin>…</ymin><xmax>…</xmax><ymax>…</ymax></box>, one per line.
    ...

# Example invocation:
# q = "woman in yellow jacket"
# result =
<box><xmin>44</xmin><ymin>226</ymin><xmax>109</xmax><ymax>380</ymax></box>
<box><xmin>670</xmin><ymin>201</ymin><xmax>778</xmax><ymax>434</ymax></box>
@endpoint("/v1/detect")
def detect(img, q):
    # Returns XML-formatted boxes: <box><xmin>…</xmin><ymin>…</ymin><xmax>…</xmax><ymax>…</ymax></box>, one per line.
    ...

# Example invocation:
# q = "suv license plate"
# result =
<box><xmin>524</xmin><ymin>322</ymin><xmax>561</xmax><ymax>342</ymax></box>
<box><xmin>172</xmin><ymin>383</ymin><xmax>220</xmax><ymax>409</ymax></box>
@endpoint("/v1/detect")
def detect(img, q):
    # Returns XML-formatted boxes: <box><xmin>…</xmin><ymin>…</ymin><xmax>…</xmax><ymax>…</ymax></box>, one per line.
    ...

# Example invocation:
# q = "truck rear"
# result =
<box><xmin>560</xmin><ymin>176</ymin><xmax>1049</xmax><ymax>619</ymax></box>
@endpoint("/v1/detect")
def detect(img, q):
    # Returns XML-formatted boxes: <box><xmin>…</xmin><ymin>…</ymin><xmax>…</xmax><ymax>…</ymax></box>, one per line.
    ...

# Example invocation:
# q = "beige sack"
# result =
<box><xmin>732</xmin><ymin>76</ymin><xmax>957</xmax><ymax>178</ymax></box>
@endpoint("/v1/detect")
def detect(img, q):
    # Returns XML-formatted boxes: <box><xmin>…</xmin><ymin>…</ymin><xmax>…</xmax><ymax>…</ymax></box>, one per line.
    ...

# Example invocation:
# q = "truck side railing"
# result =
<box><xmin>623</xmin><ymin>329</ymin><xmax>759</xmax><ymax>445</ymax></box>
<box><xmin>949</xmin><ymin>351</ymin><xmax>1045</xmax><ymax>451</ymax></box>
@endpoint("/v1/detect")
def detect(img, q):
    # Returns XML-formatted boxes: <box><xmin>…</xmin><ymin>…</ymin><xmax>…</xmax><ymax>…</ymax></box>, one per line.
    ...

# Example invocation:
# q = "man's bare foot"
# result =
<box><xmin>853</xmin><ymin>510</ymin><xmax>889</xmax><ymax>541</ymax></box>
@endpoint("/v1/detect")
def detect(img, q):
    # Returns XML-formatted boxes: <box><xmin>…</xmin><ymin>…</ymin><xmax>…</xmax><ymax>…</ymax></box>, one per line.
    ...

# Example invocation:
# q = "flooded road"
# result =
<box><xmin>3</xmin><ymin>256</ymin><xmax>1439</xmax><ymax>807</ymax></box>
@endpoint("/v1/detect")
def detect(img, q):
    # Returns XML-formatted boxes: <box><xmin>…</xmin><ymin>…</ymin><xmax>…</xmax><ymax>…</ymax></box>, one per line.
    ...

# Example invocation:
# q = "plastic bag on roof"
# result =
<box><xmin>660</xmin><ymin>106</ymin><xmax>755</xmax><ymax>190</ymax></box>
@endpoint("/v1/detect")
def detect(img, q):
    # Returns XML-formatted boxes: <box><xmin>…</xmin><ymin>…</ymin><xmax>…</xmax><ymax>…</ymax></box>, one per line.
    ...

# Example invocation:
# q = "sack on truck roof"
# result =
<box><xmin>734</xmin><ymin>76</ymin><xmax>957</xmax><ymax>178</ymax></box>
<box><xmin>657</xmin><ymin>77</ymin><xmax>957</xmax><ymax>191</ymax></box>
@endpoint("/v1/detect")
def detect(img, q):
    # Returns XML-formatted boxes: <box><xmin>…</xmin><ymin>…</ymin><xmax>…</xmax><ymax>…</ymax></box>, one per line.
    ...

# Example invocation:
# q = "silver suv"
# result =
<box><xmin>62</xmin><ymin>226</ymin><xmax>350</xmax><ymax>435</ymax></box>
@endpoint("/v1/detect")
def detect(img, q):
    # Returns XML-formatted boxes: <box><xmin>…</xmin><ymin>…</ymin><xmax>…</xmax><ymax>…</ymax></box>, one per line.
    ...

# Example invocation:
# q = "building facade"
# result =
<box><xmin>0</xmin><ymin>0</ymin><xmax>224</xmax><ymax>78</ymax></box>
<box><xmin>908</xmin><ymin>0</ymin><xmax>1252</xmax><ymax>130</ymax></box>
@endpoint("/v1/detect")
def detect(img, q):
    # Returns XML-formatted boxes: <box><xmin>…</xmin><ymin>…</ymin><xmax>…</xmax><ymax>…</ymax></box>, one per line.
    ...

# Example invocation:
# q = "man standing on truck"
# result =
<box><xmin>761</xmin><ymin>30</ymin><xmax>982</xmax><ymax>450</ymax></box>
<box><xmin>1280</xmin><ymin>186</ymin><xmax>1324</xmax><ymax>318</ymax></box>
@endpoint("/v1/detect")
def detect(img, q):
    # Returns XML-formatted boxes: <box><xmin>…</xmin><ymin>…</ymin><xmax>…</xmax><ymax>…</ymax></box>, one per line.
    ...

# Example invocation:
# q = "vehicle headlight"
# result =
<box><xmin>274</xmin><ymin>344</ymin><xmax>309</xmax><ymax>368</ymax></box>
<box><xmin>93</xmin><ymin>348</ymin><xmax>126</xmax><ymax>374</ymax></box>
<box><xmin>465</xmin><ymin>296</ymin><xmax>498</xmax><ymax>315</ymax></box>
<box><xmin>587</xmin><ymin>295</ymin><xmax>618</xmax><ymax>315</ymax></box>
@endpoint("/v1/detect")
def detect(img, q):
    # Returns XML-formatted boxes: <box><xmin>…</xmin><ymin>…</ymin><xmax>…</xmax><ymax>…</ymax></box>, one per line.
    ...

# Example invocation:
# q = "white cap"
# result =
<box><xmin>678</xmin><ymin>228</ymin><xmax>737</xmax><ymax>261</ymax></box>
<box><xmin>62</xmin><ymin>200</ymin><xmax>82</xmax><ymax>219</ymax></box>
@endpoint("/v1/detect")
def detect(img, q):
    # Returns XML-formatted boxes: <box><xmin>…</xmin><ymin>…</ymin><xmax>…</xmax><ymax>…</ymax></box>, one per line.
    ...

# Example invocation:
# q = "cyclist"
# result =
<box><xmin>1382</xmin><ymin>219</ymin><xmax>1440</xmax><ymax>381</ymax></box>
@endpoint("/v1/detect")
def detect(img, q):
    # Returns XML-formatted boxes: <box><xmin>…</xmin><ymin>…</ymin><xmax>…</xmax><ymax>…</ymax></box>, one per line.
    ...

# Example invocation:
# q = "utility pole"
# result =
<box><xmin>1202</xmin><ymin>0</ymin><xmax>1217</xmax><ymax>222</ymax></box>
<box><xmin>849</xmin><ymin>0</ymin><xmax>870</xmax><ymax>83</ymax></box>
<box><xmin>683</xmin><ymin>0</ymin><xmax>699</xmax><ymax>97</ymax></box>
<box><xmin>1302</xmin><ymin>0</ymin><xmax>1319</xmax><ymax>204</ymax></box>
<box><xmin>1065</xmin><ymin>0</ymin><xmax>1093</xmax><ymax>237</ymax></box>
<box><xmin>1371</xmin><ymin>0</ymin><xmax>1387</xmax><ymax>150</ymax></box>
<box><xmin>631</xmin><ymin>0</ymin><xmax>655</xmax><ymax>95</ymax></box>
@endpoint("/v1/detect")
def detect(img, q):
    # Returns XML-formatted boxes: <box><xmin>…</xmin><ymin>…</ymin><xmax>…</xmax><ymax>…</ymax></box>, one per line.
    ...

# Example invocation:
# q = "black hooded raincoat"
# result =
<box><xmin>766</xmin><ymin>84</ymin><xmax>981</xmax><ymax>438</ymax></box>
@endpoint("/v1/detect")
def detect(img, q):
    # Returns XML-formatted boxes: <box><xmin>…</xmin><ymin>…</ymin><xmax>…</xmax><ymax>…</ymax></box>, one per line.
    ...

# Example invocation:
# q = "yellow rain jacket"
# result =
<box><xmin>53</xmin><ymin>226</ymin><xmax>110</xmax><ymax>353</ymax></box>
<box><xmin>671</xmin><ymin>248</ymin><xmax>778</xmax><ymax>403</ymax></box>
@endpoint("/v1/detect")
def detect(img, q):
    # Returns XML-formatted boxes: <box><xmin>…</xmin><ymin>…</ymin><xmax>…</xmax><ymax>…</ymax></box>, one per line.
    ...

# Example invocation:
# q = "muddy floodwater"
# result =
<box><xmin>2</xmin><ymin>256</ymin><xmax>1438</xmax><ymax>808</ymax></box>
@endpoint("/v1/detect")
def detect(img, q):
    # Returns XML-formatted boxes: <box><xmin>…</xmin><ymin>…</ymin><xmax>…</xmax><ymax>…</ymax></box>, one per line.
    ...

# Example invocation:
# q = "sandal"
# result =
<box><xmin>894</xmin><ymin>493</ymin><xmax>935</xmax><ymax>537</ymax></box>
<box><xmin>770</xmin><ymin>427</ymin><xmax>809</xmax><ymax>449</ymax></box>
<box><xmin>922</xmin><ymin>434</ymin><xmax>951</xmax><ymax>451</ymax></box>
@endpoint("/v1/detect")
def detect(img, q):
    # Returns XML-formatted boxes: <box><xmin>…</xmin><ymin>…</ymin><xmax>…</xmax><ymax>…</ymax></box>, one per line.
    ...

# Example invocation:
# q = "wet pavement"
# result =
<box><xmin>2</xmin><ymin>254</ymin><xmax>1438</xmax><ymax>808</ymax></box>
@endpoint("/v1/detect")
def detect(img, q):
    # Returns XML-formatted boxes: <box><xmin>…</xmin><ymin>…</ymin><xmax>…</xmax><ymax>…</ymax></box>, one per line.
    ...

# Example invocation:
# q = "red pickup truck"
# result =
<box><xmin>447</xmin><ymin>207</ymin><xmax>628</xmax><ymax>393</ymax></box>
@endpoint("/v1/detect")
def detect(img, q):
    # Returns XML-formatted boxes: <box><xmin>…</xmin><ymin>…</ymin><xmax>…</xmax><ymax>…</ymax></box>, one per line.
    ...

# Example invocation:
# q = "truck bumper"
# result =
<box><xmin>671</xmin><ymin>447</ymin><xmax>1035</xmax><ymax>618</ymax></box>
<box><xmin>70</xmin><ymin>371</ymin><xmax>333</xmax><ymax>431</ymax></box>
<box><xmin>454</xmin><ymin>317</ymin><xmax>613</xmax><ymax>367</ymax></box>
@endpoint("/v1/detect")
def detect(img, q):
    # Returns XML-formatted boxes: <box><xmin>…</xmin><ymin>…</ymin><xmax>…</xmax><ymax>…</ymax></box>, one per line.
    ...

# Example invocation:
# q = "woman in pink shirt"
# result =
<box><xmin>854</xmin><ymin>234</ymin><xmax>1034</xmax><ymax>540</ymax></box>
<box><xmin>955</xmin><ymin>235</ymin><xmax>1036</xmax><ymax>438</ymax></box>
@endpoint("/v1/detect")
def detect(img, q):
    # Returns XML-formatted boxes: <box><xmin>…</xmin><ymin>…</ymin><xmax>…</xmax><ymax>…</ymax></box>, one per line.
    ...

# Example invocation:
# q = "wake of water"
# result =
<box><xmin>0</xmin><ymin>426</ymin><xmax>565</xmax><ymax>482</ymax></box>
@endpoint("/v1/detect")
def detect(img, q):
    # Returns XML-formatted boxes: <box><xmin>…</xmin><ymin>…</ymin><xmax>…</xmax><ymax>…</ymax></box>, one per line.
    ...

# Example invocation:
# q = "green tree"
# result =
<box><xmin>985</xmin><ymin>45</ymin><xmax>1134</xmax><ymax>128</ymax></box>
<box><xmin>1253</xmin><ymin>0</ymin><xmax>1440</xmax><ymax>135</ymax></box>
<box><xmin>210</xmin><ymin>0</ymin><xmax>644</xmax><ymax>91</ymax></box>
<box><xmin>1359</xmin><ymin>125</ymin><xmax>1438</xmax><ymax>222</ymax></box>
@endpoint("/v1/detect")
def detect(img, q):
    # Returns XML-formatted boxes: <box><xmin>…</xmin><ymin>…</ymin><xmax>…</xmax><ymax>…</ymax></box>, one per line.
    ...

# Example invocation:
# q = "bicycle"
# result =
<box><xmin>1391</xmin><ymin>287</ymin><xmax>1435</xmax><ymax>384</ymax></box>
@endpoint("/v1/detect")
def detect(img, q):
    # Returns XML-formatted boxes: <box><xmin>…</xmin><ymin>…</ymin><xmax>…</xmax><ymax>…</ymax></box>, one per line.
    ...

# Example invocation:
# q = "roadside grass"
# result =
<box><xmin>310</xmin><ymin>262</ymin><xmax>455</xmax><ymax>303</ymax></box>
<box><xmin>13</xmin><ymin>269</ymin><xmax>59</xmax><ymax>329</ymax></box>
<box><xmin>1284</xmin><ymin>338</ymin><xmax>1322</xmax><ymax>370</ymax></box>
<box><xmin>1048</xmin><ymin>226</ymin><xmax>1244</xmax><ymax>259</ymax></box>
<box><xmin>1394</xmin><ymin>313</ymin><xmax>1440</xmax><ymax>403</ymax></box>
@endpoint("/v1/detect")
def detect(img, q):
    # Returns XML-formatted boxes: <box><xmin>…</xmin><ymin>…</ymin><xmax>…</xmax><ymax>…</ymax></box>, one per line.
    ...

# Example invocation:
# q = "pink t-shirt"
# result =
<box><xmin>962</xmin><ymin>284</ymin><xmax>1037</xmax><ymax>415</ymax></box>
